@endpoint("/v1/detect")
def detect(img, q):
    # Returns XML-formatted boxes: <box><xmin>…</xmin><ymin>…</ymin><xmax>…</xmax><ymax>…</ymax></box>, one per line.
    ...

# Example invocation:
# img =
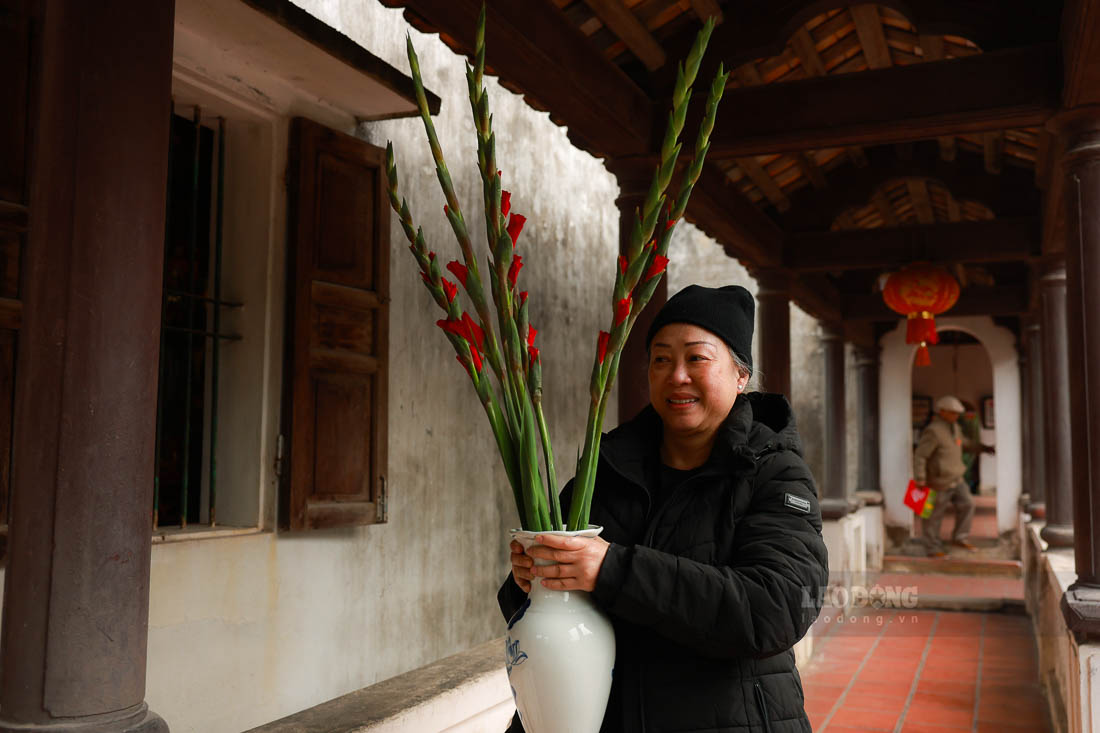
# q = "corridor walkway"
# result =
<box><xmin>800</xmin><ymin>609</ymin><xmax>1050</xmax><ymax>732</ymax></box>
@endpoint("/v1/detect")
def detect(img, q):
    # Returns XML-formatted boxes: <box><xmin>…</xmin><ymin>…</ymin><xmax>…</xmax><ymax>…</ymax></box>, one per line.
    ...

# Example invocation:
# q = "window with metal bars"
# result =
<box><xmin>154</xmin><ymin>108</ymin><xmax>241</xmax><ymax>530</ymax></box>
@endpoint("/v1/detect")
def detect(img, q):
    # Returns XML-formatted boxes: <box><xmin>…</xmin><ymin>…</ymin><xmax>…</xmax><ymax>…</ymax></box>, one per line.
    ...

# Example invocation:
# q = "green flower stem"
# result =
<box><xmin>569</xmin><ymin>21</ymin><xmax>721</xmax><ymax>531</ymax></box>
<box><xmin>627</xmin><ymin>17</ymin><xmax>715</xmax><ymax>262</ymax></box>
<box><xmin>530</xmin><ymin>359</ymin><xmax>562</xmax><ymax>531</ymax></box>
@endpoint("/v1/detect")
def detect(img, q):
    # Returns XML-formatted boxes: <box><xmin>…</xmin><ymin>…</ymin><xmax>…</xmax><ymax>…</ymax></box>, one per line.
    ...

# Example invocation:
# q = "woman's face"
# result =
<box><xmin>648</xmin><ymin>323</ymin><xmax>747</xmax><ymax>441</ymax></box>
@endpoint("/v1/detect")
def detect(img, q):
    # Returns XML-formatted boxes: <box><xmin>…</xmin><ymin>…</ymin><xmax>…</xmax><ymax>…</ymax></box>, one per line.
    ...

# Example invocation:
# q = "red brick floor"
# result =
<box><xmin>800</xmin><ymin>610</ymin><xmax>1050</xmax><ymax>732</ymax></box>
<box><xmin>863</xmin><ymin>572</ymin><xmax>1023</xmax><ymax>602</ymax></box>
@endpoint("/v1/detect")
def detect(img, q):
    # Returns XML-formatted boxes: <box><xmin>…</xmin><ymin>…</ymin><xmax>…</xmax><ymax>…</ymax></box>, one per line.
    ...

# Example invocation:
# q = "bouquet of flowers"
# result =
<box><xmin>385</xmin><ymin>6</ymin><xmax>726</xmax><ymax>531</ymax></box>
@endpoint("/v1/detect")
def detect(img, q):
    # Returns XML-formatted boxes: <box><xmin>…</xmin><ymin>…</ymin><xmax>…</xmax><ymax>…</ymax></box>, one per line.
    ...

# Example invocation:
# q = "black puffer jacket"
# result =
<box><xmin>498</xmin><ymin>393</ymin><xmax>828</xmax><ymax>733</ymax></box>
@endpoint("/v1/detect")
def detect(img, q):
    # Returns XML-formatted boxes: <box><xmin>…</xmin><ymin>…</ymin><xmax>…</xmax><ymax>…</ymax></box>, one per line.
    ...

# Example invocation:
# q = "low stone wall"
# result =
<box><xmin>1022</xmin><ymin>522</ymin><xmax>1100</xmax><ymax>733</ymax></box>
<box><xmin>245</xmin><ymin>639</ymin><xmax>514</xmax><ymax>733</ymax></box>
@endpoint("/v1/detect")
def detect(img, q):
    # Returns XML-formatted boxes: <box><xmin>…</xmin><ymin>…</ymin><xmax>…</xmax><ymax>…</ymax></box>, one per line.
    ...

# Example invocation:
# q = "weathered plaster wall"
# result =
<box><xmin>142</xmin><ymin>2</ymin><xmax>620</xmax><ymax>731</ymax></box>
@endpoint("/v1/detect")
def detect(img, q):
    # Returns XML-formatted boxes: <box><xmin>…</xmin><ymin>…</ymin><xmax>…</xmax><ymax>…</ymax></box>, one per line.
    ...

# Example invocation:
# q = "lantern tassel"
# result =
<box><xmin>915</xmin><ymin>342</ymin><xmax>932</xmax><ymax>367</ymax></box>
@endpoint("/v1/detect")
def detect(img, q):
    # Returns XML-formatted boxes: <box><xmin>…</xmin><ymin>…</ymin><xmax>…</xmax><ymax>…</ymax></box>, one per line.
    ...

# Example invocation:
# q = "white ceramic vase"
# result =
<box><xmin>505</xmin><ymin>526</ymin><xmax>616</xmax><ymax>733</ymax></box>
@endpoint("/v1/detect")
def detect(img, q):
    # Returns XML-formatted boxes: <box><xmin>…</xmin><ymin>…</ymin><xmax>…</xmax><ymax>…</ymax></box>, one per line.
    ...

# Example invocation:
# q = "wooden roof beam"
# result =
<box><xmin>1062</xmin><ymin>0</ymin><xmax>1100</xmax><ymax>107</ymax></box>
<box><xmin>906</xmin><ymin>179</ymin><xmax>936</xmax><ymax>224</ymax></box>
<box><xmin>654</xmin><ymin>0</ymin><xmax>1062</xmax><ymax>100</ymax></box>
<box><xmin>778</xmin><ymin>142</ymin><xmax>1041</xmax><ymax>231</ymax></box>
<box><xmin>844</xmin><ymin>285</ymin><xmax>1030</xmax><ymax>320</ymax></box>
<box><xmin>850</xmin><ymin>5</ymin><xmax>893</xmax><ymax>70</ymax></box>
<box><xmin>785</xmin><ymin>218</ymin><xmax>1040</xmax><ymax>271</ymax></box>
<box><xmin>698</xmin><ymin>45</ymin><xmax>1059</xmax><ymax>158</ymax></box>
<box><xmin>795</xmin><ymin>152</ymin><xmax>828</xmax><ymax>190</ymax></box>
<box><xmin>871</xmin><ymin>188</ymin><xmax>900</xmax><ymax>226</ymax></box>
<box><xmin>689</xmin><ymin>0</ymin><xmax>723</xmax><ymax>24</ymax></box>
<box><xmin>684</xmin><ymin>163</ymin><xmax>783</xmax><ymax>269</ymax></box>
<box><xmin>919</xmin><ymin>34</ymin><xmax>957</xmax><ymax>160</ymax></box>
<box><xmin>946</xmin><ymin>193</ymin><xmax>963</xmax><ymax>222</ymax></box>
<box><xmin>382</xmin><ymin>0</ymin><xmax>651</xmax><ymax>158</ymax></box>
<box><xmin>791</xmin><ymin>27</ymin><xmax>826</xmax><ymax>76</ymax></box>
<box><xmin>984</xmin><ymin>130</ymin><xmax>1005</xmax><ymax>174</ymax></box>
<box><xmin>735</xmin><ymin>157</ymin><xmax>791</xmax><ymax>212</ymax></box>
<box><xmin>582</xmin><ymin>0</ymin><xmax>666</xmax><ymax>71</ymax></box>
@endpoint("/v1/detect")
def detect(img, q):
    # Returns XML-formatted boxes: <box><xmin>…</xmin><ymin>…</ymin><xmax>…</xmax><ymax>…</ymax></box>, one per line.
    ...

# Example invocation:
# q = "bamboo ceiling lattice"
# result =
<box><xmin>553</xmin><ymin>1</ymin><xmax>1041</xmax><ymax>217</ymax></box>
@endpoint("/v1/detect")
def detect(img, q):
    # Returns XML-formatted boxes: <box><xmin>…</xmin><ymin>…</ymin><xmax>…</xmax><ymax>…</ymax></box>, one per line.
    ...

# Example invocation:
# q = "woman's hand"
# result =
<box><xmin>510</xmin><ymin>540</ymin><xmax>534</xmax><ymax>593</ymax></box>
<box><xmin>527</xmin><ymin>534</ymin><xmax>611</xmax><ymax>592</ymax></box>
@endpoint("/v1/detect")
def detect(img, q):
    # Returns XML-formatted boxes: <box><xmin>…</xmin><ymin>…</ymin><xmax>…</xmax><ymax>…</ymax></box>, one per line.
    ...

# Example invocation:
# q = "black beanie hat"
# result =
<box><xmin>645</xmin><ymin>284</ymin><xmax>755</xmax><ymax>371</ymax></box>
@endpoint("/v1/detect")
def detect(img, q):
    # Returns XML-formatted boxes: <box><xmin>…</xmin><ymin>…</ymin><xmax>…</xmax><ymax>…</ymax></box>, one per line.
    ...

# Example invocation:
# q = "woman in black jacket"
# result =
<box><xmin>500</xmin><ymin>284</ymin><xmax>829</xmax><ymax>733</ymax></box>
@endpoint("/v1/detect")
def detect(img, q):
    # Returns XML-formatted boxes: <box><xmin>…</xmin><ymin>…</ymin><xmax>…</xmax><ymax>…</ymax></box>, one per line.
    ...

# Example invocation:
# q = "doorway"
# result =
<box><xmin>911</xmin><ymin>329</ymin><xmax>998</xmax><ymax>544</ymax></box>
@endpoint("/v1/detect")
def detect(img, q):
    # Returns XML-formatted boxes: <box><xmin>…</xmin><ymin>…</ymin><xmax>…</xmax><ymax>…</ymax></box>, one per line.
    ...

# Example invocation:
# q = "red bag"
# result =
<box><xmin>903</xmin><ymin>479</ymin><xmax>931</xmax><ymax>515</ymax></box>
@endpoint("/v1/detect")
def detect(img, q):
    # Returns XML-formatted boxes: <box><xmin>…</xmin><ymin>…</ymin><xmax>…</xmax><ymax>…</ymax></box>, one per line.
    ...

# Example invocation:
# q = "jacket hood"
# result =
<box><xmin>599</xmin><ymin>391</ymin><xmax>803</xmax><ymax>489</ymax></box>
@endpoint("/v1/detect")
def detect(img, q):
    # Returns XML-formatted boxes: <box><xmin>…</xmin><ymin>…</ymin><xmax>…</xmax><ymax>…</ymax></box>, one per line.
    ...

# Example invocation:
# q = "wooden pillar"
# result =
<box><xmin>1039</xmin><ymin>258</ymin><xmax>1074</xmax><ymax>548</ymax></box>
<box><xmin>608</xmin><ymin>158</ymin><xmax>664</xmax><ymax>423</ymax></box>
<box><xmin>1023</xmin><ymin>318</ymin><xmax>1046</xmax><ymax>516</ymax></box>
<box><xmin>0</xmin><ymin>0</ymin><xmax>173</xmax><ymax>730</ymax></box>
<box><xmin>755</xmin><ymin>269</ymin><xmax>792</xmax><ymax>398</ymax></box>
<box><xmin>1060</xmin><ymin>110</ymin><xmax>1100</xmax><ymax>637</ymax></box>
<box><xmin>820</xmin><ymin>322</ymin><xmax>849</xmax><ymax>519</ymax></box>
<box><xmin>854</xmin><ymin>346</ymin><xmax>880</xmax><ymax>493</ymax></box>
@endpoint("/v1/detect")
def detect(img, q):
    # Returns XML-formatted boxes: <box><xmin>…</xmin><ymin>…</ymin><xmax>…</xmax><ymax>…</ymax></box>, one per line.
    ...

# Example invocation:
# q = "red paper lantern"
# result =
<box><xmin>882</xmin><ymin>264</ymin><xmax>960</xmax><ymax>366</ymax></box>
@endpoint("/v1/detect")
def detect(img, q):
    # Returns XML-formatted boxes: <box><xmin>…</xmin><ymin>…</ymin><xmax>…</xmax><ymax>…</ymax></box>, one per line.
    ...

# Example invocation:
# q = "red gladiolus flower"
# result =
<box><xmin>446</xmin><ymin>260</ymin><xmax>468</xmax><ymax>287</ymax></box>
<box><xmin>419</xmin><ymin>271</ymin><xmax>431</xmax><ymax>286</ymax></box>
<box><xmin>665</xmin><ymin>217</ymin><xmax>677</xmax><ymax>231</ymax></box>
<box><xmin>461</xmin><ymin>312</ymin><xmax>485</xmax><ymax>351</ymax></box>
<box><xmin>437</xmin><ymin>318</ymin><xmax>465</xmax><ymax>338</ymax></box>
<box><xmin>527</xmin><ymin>326</ymin><xmax>537</xmax><ymax>349</ymax></box>
<box><xmin>444</xmin><ymin>205</ymin><xmax>449</xmax><ymax>216</ymax></box>
<box><xmin>529</xmin><ymin>346</ymin><xmax>539</xmax><ymax>367</ymax></box>
<box><xmin>597</xmin><ymin>331</ymin><xmax>610</xmax><ymax>365</ymax></box>
<box><xmin>614</xmin><ymin>297</ymin><xmax>631</xmax><ymax>327</ymax></box>
<box><xmin>507</xmin><ymin>214</ymin><xmax>526</xmax><ymax>248</ymax></box>
<box><xmin>644</xmin><ymin>255</ymin><xmax>670</xmax><ymax>281</ymax></box>
<box><xmin>442</xmin><ymin>278</ymin><xmax>458</xmax><ymax>303</ymax></box>
<box><xmin>468</xmin><ymin>343</ymin><xmax>483</xmax><ymax>372</ymax></box>
<box><xmin>428</xmin><ymin>251</ymin><xmax>437</xmax><ymax>261</ymax></box>
<box><xmin>508</xmin><ymin>254</ymin><xmax>524</xmax><ymax>288</ymax></box>
<box><xmin>618</xmin><ymin>255</ymin><xmax>627</xmax><ymax>275</ymax></box>
<box><xmin>501</xmin><ymin>191</ymin><xmax>512</xmax><ymax>218</ymax></box>
<box><xmin>520</xmin><ymin>291</ymin><xmax>529</xmax><ymax>306</ymax></box>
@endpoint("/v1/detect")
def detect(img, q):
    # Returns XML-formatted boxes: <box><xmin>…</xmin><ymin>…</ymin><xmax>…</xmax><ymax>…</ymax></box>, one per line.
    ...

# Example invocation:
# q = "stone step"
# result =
<box><xmin>882</xmin><ymin>554</ymin><xmax>1023</xmax><ymax>577</ymax></box>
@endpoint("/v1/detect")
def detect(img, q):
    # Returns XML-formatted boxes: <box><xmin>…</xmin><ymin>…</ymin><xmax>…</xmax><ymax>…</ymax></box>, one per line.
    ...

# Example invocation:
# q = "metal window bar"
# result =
<box><xmin>153</xmin><ymin>105</ymin><xmax>241</xmax><ymax>531</ymax></box>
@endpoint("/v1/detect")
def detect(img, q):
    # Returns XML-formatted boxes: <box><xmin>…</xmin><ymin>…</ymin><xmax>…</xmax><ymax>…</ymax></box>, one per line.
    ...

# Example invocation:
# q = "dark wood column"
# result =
<box><xmin>820</xmin><ymin>322</ymin><xmax>849</xmax><ymax>519</ymax></box>
<box><xmin>854</xmin><ymin>346</ymin><xmax>880</xmax><ymax>493</ymax></box>
<box><xmin>1039</xmin><ymin>258</ymin><xmax>1074</xmax><ymax>548</ymax></box>
<box><xmin>1060</xmin><ymin>110</ymin><xmax>1100</xmax><ymax>637</ymax></box>
<box><xmin>609</xmin><ymin>158</ymin><xmax>665</xmax><ymax>423</ymax></box>
<box><xmin>754</xmin><ymin>268</ymin><xmax>792</xmax><ymax>398</ymax></box>
<box><xmin>0</xmin><ymin>0</ymin><xmax>173</xmax><ymax>730</ymax></box>
<box><xmin>1023</xmin><ymin>318</ymin><xmax>1046</xmax><ymax>516</ymax></box>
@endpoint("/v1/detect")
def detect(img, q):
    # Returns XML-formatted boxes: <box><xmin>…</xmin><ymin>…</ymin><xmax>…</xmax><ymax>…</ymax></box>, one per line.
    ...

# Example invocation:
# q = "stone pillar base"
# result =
<box><xmin>1042</xmin><ymin>523</ymin><xmax>1075</xmax><ymax>548</ymax></box>
<box><xmin>0</xmin><ymin>706</ymin><xmax>168</xmax><ymax>733</ymax></box>
<box><xmin>820</xmin><ymin>497</ymin><xmax>852</xmax><ymax>521</ymax></box>
<box><xmin>1061</xmin><ymin>585</ymin><xmax>1100</xmax><ymax>642</ymax></box>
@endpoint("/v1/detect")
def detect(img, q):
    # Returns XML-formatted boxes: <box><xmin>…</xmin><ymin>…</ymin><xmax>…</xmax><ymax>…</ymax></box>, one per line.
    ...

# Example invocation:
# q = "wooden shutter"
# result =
<box><xmin>281</xmin><ymin>117</ymin><xmax>389</xmax><ymax>530</ymax></box>
<box><xmin>0</xmin><ymin>0</ymin><xmax>33</xmax><ymax>545</ymax></box>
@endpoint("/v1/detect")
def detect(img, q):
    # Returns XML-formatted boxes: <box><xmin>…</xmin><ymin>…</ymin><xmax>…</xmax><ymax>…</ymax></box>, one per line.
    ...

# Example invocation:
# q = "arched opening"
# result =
<box><xmin>910</xmin><ymin>328</ymin><xmax>998</xmax><ymax>545</ymax></box>
<box><xmin>879</xmin><ymin>316</ymin><xmax>1022</xmax><ymax>543</ymax></box>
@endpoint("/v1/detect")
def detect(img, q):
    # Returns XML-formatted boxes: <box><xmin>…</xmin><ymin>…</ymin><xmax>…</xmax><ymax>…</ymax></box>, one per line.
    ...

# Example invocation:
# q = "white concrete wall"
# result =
<box><xmin>141</xmin><ymin>2</ymin><xmax>621</xmax><ymax>731</ymax></box>
<box><xmin>879</xmin><ymin>316</ymin><xmax>1021</xmax><ymax>534</ymax></box>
